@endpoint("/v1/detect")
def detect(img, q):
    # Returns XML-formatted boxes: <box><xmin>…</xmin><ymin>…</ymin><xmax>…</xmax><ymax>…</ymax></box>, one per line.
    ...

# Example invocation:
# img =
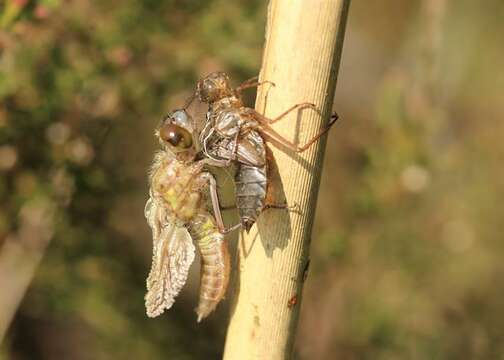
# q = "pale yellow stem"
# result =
<box><xmin>0</xmin><ymin>200</ymin><xmax>54</xmax><ymax>342</ymax></box>
<box><xmin>223</xmin><ymin>1</ymin><xmax>350</xmax><ymax>359</ymax></box>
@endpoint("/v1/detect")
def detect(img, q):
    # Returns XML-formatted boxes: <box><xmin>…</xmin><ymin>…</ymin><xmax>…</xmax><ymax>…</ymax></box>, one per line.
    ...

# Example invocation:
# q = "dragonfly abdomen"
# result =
<box><xmin>235</xmin><ymin>163</ymin><xmax>267</xmax><ymax>232</ymax></box>
<box><xmin>189</xmin><ymin>214</ymin><xmax>230</xmax><ymax>322</ymax></box>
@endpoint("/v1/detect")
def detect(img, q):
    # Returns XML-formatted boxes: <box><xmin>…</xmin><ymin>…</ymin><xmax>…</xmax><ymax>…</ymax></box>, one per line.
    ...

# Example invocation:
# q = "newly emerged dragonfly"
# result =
<box><xmin>185</xmin><ymin>72</ymin><xmax>338</xmax><ymax>231</ymax></box>
<box><xmin>144</xmin><ymin>109</ymin><xmax>235</xmax><ymax>322</ymax></box>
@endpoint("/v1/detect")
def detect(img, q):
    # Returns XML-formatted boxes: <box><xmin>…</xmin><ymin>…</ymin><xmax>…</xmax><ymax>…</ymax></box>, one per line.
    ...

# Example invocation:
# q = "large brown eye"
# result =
<box><xmin>198</xmin><ymin>79</ymin><xmax>217</xmax><ymax>102</ymax></box>
<box><xmin>159</xmin><ymin>123</ymin><xmax>193</xmax><ymax>149</ymax></box>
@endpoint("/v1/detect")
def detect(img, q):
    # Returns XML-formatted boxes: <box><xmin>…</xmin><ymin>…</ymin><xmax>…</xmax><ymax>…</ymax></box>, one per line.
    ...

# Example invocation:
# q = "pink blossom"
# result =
<box><xmin>12</xmin><ymin>0</ymin><xmax>29</xmax><ymax>9</ymax></box>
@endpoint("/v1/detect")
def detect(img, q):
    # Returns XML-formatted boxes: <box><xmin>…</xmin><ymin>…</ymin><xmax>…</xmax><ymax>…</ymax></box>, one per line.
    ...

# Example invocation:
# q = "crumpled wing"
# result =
<box><xmin>235</xmin><ymin>131</ymin><xmax>266</xmax><ymax>167</ymax></box>
<box><xmin>185</xmin><ymin>98</ymin><xmax>209</xmax><ymax>142</ymax></box>
<box><xmin>144</xmin><ymin>197</ymin><xmax>196</xmax><ymax>317</ymax></box>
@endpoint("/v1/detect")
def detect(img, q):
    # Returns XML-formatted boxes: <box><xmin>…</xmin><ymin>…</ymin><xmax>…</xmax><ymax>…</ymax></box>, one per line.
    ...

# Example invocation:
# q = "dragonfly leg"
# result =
<box><xmin>220</xmin><ymin>222</ymin><xmax>242</xmax><ymax>234</ymax></box>
<box><xmin>236</xmin><ymin>76</ymin><xmax>275</xmax><ymax>95</ymax></box>
<box><xmin>239</xmin><ymin>75</ymin><xmax>258</xmax><ymax>84</ymax></box>
<box><xmin>264</xmin><ymin>201</ymin><xmax>302</xmax><ymax>214</ymax></box>
<box><xmin>182</xmin><ymin>92</ymin><xmax>196</xmax><ymax>110</ymax></box>
<box><xmin>257</xmin><ymin>112</ymin><xmax>339</xmax><ymax>153</ymax></box>
<box><xmin>203</xmin><ymin>172</ymin><xmax>241</xmax><ymax>234</ymax></box>
<box><xmin>266</xmin><ymin>102</ymin><xmax>318</xmax><ymax>125</ymax></box>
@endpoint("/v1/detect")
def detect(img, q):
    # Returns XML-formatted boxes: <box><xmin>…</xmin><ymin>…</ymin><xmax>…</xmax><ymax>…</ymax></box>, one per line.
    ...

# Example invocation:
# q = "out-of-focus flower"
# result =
<box><xmin>46</xmin><ymin>122</ymin><xmax>71</xmax><ymax>145</ymax></box>
<box><xmin>12</xmin><ymin>0</ymin><xmax>28</xmax><ymax>9</ymax></box>
<box><xmin>399</xmin><ymin>164</ymin><xmax>431</xmax><ymax>193</ymax></box>
<box><xmin>65</xmin><ymin>137</ymin><xmax>94</xmax><ymax>166</ymax></box>
<box><xmin>0</xmin><ymin>145</ymin><xmax>18</xmax><ymax>171</ymax></box>
<box><xmin>34</xmin><ymin>5</ymin><xmax>50</xmax><ymax>20</ymax></box>
<box><xmin>93</xmin><ymin>88</ymin><xmax>120</xmax><ymax>117</ymax></box>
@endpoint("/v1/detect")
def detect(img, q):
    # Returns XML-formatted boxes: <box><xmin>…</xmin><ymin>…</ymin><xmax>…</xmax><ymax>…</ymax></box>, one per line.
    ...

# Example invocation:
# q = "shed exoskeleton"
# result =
<box><xmin>185</xmin><ymin>72</ymin><xmax>338</xmax><ymax>231</ymax></box>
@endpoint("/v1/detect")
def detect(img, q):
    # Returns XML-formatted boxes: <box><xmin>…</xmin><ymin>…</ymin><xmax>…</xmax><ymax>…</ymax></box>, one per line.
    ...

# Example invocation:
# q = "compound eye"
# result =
<box><xmin>198</xmin><ymin>80</ymin><xmax>216</xmax><ymax>102</ymax></box>
<box><xmin>159</xmin><ymin>123</ymin><xmax>193</xmax><ymax>149</ymax></box>
<box><xmin>172</xmin><ymin>110</ymin><xmax>188</xmax><ymax>124</ymax></box>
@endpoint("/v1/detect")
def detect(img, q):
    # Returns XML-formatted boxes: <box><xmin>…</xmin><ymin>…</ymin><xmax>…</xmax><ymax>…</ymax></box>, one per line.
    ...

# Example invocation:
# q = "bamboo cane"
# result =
<box><xmin>0</xmin><ymin>200</ymin><xmax>54</xmax><ymax>342</ymax></box>
<box><xmin>223</xmin><ymin>1</ymin><xmax>350</xmax><ymax>359</ymax></box>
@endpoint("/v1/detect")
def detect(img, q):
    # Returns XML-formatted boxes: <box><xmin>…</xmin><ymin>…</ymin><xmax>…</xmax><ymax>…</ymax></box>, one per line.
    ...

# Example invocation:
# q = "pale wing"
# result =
<box><xmin>186</xmin><ymin>97</ymin><xmax>209</xmax><ymax>137</ymax></box>
<box><xmin>144</xmin><ymin>197</ymin><xmax>195</xmax><ymax>317</ymax></box>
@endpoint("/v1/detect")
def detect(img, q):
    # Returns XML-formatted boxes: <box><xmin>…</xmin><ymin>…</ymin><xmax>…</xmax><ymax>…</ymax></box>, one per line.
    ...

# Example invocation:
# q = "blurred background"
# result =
<box><xmin>0</xmin><ymin>0</ymin><xmax>503</xmax><ymax>359</ymax></box>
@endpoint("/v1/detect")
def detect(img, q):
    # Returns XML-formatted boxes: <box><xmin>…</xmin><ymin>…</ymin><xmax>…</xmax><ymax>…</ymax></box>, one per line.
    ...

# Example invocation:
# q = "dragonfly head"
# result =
<box><xmin>196</xmin><ymin>72</ymin><xmax>233</xmax><ymax>103</ymax></box>
<box><xmin>156</xmin><ymin>110</ymin><xmax>195</xmax><ymax>154</ymax></box>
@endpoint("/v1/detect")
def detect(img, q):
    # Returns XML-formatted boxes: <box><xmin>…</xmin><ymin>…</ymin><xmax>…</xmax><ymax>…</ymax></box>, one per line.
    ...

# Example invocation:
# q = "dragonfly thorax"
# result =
<box><xmin>151</xmin><ymin>157</ymin><xmax>204</xmax><ymax>223</ymax></box>
<box><xmin>214</xmin><ymin>109</ymin><xmax>243</xmax><ymax>137</ymax></box>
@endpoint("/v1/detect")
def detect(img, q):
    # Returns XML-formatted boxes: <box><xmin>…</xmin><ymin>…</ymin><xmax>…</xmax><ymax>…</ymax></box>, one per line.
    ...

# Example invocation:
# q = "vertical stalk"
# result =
<box><xmin>0</xmin><ymin>200</ymin><xmax>54</xmax><ymax>342</ymax></box>
<box><xmin>223</xmin><ymin>1</ymin><xmax>350</xmax><ymax>359</ymax></box>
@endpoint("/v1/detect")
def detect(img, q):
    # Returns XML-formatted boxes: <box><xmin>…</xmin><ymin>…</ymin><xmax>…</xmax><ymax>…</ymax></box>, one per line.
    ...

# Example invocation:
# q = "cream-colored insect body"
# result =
<box><xmin>144</xmin><ymin>110</ymin><xmax>231</xmax><ymax>322</ymax></box>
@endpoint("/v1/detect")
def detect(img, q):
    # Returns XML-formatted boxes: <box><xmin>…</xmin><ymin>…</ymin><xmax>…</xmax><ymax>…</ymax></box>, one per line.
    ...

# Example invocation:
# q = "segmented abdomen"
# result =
<box><xmin>189</xmin><ymin>213</ymin><xmax>230</xmax><ymax>322</ymax></box>
<box><xmin>235</xmin><ymin>163</ymin><xmax>267</xmax><ymax>232</ymax></box>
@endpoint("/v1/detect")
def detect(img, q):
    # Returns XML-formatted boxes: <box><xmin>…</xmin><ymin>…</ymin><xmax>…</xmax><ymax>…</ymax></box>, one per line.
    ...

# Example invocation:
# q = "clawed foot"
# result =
<box><xmin>262</xmin><ymin>80</ymin><xmax>276</xmax><ymax>88</ymax></box>
<box><xmin>264</xmin><ymin>201</ymin><xmax>302</xmax><ymax>214</ymax></box>
<box><xmin>219</xmin><ymin>222</ymin><xmax>242</xmax><ymax>234</ymax></box>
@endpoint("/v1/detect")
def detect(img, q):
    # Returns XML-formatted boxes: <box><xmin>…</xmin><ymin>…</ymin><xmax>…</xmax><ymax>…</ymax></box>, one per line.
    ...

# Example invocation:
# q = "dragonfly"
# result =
<box><xmin>184</xmin><ymin>71</ymin><xmax>338</xmax><ymax>232</ymax></box>
<box><xmin>144</xmin><ymin>109</ymin><xmax>237</xmax><ymax>322</ymax></box>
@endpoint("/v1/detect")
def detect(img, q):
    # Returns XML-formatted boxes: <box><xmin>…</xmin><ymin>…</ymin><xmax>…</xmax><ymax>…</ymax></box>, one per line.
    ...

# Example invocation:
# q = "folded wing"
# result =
<box><xmin>144</xmin><ymin>197</ymin><xmax>195</xmax><ymax>317</ymax></box>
